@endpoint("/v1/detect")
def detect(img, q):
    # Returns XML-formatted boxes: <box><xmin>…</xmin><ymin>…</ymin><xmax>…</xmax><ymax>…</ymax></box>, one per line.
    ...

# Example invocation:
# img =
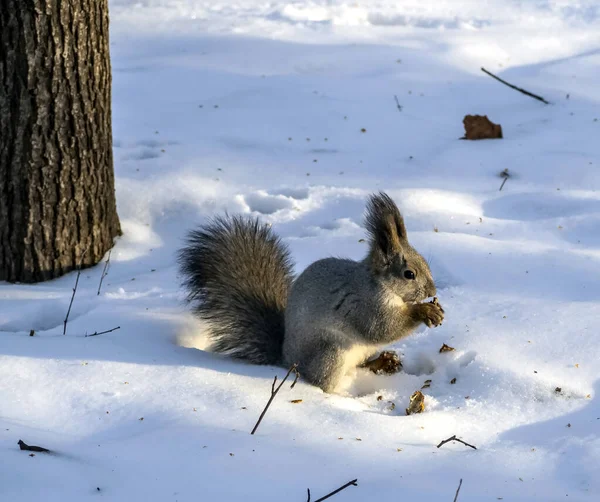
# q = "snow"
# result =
<box><xmin>2</xmin><ymin>0</ymin><xmax>600</xmax><ymax>500</ymax></box>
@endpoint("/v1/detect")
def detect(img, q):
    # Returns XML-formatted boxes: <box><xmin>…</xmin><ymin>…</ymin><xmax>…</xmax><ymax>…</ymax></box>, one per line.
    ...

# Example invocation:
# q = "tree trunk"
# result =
<box><xmin>0</xmin><ymin>0</ymin><xmax>121</xmax><ymax>283</ymax></box>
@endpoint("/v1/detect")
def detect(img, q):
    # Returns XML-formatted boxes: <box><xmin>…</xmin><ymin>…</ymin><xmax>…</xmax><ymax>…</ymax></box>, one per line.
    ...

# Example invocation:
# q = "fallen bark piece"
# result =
<box><xmin>18</xmin><ymin>440</ymin><xmax>50</xmax><ymax>453</ymax></box>
<box><xmin>405</xmin><ymin>390</ymin><xmax>425</xmax><ymax>415</ymax></box>
<box><xmin>462</xmin><ymin>115</ymin><xmax>503</xmax><ymax>140</ymax></box>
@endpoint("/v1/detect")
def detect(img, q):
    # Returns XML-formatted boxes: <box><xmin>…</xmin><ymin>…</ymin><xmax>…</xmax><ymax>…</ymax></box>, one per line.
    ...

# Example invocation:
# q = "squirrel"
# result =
<box><xmin>177</xmin><ymin>192</ymin><xmax>444</xmax><ymax>393</ymax></box>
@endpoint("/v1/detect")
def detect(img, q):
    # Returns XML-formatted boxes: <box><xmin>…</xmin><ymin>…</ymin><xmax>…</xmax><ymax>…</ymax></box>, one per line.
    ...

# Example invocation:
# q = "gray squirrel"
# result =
<box><xmin>178</xmin><ymin>192</ymin><xmax>444</xmax><ymax>393</ymax></box>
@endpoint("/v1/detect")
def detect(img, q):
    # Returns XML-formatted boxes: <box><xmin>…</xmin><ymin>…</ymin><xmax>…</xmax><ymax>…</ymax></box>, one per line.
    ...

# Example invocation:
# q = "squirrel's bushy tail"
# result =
<box><xmin>177</xmin><ymin>215</ymin><xmax>294</xmax><ymax>365</ymax></box>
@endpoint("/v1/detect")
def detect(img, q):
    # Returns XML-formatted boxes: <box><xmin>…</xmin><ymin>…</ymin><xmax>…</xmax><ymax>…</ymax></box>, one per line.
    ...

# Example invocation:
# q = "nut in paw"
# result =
<box><xmin>413</xmin><ymin>297</ymin><xmax>444</xmax><ymax>327</ymax></box>
<box><xmin>362</xmin><ymin>351</ymin><xmax>402</xmax><ymax>375</ymax></box>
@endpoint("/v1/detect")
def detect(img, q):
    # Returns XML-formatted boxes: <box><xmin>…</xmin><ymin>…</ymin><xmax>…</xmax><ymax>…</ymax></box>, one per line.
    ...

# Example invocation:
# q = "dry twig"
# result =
<box><xmin>394</xmin><ymin>95</ymin><xmax>403</xmax><ymax>112</ymax></box>
<box><xmin>481</xmin><ymin>67</ymin><xmax>550</xmax><ymax>105</ymax></box>
<box><xmin>63</xmin><ymin>250</ymin><xmax>87</xmax><ymax>335</ymax></box>
<box><xmin>453</xmin><ymin>478</ymin><xmax>463</xmax><ymax>502</ymax></box>
<box><xmin>499</xmin><ymin>168</ymin><xmax>510</xmax><ymax>191</ymax></box>
<box><xmin>250</xmin><ymin>363</ymin><xmax>299</xmax><ymax>435</ymax></box>
<box><xmin>437</xmin><ymin>435</ymin><xmax>477</xmax><ymax>450</ymax></box>
<box><xmin>97</xmin><ymin>249</ymin><xmax>112</xmax><ymax>295</ymax></box>
<box><xmin>85</xmin><ymin>326</ymin><xmax>121</xmax><ymax>338</ymax></box>
<box><xmin>307</xmin><ymin>479</ymin><xmax>358</xmax><ymax>502</ymax></box>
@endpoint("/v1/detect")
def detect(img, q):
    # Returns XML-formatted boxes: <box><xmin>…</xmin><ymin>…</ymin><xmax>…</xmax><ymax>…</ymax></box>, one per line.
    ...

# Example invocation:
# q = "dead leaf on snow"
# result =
<box><xmin>405</xmin><ymin>390</ymin><xmax>425</xmax><ymax>415</ymax></box>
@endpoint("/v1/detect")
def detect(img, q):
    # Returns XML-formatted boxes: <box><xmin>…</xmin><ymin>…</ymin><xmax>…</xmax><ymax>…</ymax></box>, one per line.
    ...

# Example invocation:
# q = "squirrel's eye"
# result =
<box><xmin>404</xmin><ymin>270</ymin><xmax>416</xmax><ymax>280</ymax></box>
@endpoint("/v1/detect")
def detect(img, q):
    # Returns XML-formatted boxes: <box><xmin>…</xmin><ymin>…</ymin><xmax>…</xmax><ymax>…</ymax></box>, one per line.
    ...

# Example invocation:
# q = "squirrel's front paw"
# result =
<box><xmin>412</xmin><ymin>298</ymin><xmax>444</xmax><ymax>327</ymax></box>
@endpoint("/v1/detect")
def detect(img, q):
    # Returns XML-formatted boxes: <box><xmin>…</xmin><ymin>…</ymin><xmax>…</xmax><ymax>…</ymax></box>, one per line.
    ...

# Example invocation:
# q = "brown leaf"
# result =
<box><xmin>290</xmin><ymin>399</ymin><xmax>303</xmax><ymax>404</ymax></box>
<box><xmin>439</xmin><ymin>343</ymin><xmax>455</xmax><ymax>353</ymax></box>
<box><xmin>462</xmin><ymin>115</ymin><xmax>503</xmax><ymax>140</ymax></box>
<box><xmin>405</xmin><ymin>390</ymin><xmax>425</xmax><ymax>415</ymax></box>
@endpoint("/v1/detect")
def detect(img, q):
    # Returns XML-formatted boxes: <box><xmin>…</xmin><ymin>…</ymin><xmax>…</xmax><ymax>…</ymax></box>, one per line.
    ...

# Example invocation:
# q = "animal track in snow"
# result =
<box><xmin>243</xmin><ymin>191</ymin><xmax>296</xmax><ymax>215</ymax></box>
<box><xmin>275</xmin><ymin>187</ymin><xmax>310</xmax><ymax>200</ymax></box>
<box><xmin>0</xmin><ymin>298</ymin><xmax>96</xmax><ymax>333</ymax></box>
<box><xmin>484</xmin><ymin>191</ymin><xmax>600</xmax><ymax>221</ymax></box>
<box><xmin>114</xmin><ymin>138</ymin><xmax>178</xmax><ymax>161</ymax></box>
<box><xmin>240</xmin><ymin>187</ymin><xmax>313</xmax><ymax>216</ymax></box>
<box><xmin>300</xmin><ymin>217</ymin><xmax>361</xmax><ymax>238</ymax></box>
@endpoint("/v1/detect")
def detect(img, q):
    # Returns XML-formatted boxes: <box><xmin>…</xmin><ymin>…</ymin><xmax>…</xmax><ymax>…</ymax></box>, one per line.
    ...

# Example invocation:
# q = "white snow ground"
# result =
<box><xmin>2</xmin><ymin>1</ymin><xmax>600</xmax><ymax>500</ymax></box>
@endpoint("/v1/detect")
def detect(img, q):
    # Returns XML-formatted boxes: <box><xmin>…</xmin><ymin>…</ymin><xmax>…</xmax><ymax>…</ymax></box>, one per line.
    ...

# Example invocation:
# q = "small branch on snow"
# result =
<box><xmin>453</xmin><ymin>478</ymin><xmax>463</xmax><ymax>502</ymax></box>
<box><xmin>499</xmin><ymin>168</ymin><xmax>510</xmax><ymax>191</ymax></box>
<box><xmin>63</xmin><ymin>249</ymin><xmax>87</xmax><ymax>335</ymax></box>
<box><xmin>290</xmin><ymin>367</ymin><xmax>300</xmax><ymax>389</ymax></box>
<box><xmin>250</xmin><ymin>363</ymin><xmax>299</xmax><ymax>435</ymax></box>
<box><xmin>436</xmin><ymin>435</ymin><xmax>477</xmax><ymax>450</ymax></box>
<box><xmin>394</xmin><ymin>95</ymin><xmax>403</xmax><ymax>112</ymax></box>
<box><xmin>307</xmin><ymin>479</ymin><xmax>358</xmax><ymax>502</ymax></box>
<box><xmin>85</xmin><ymin>326</ymin><xmax>121</xmax><ymax>338</ymax></box>
<box><xmin>481</xmin><ymin>67</ymin><xmax>550</xmax><ymax>105</ymax></box>
<box><xmin>18</xmin><ymin>440</ymin><xmax>51</xmax><ymax>453</ymax></box>
<box><xmin>97</xmin><ymin>249</ymin><xmax>112</xmax><ymax>295</ymax></box>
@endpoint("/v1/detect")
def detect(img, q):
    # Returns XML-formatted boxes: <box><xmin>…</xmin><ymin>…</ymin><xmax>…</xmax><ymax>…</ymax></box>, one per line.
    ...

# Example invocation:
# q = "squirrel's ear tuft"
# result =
<box><xmin>365</xmin><ymin>192</ymin><xmax>407</xmax><ymax>264</ymax></box>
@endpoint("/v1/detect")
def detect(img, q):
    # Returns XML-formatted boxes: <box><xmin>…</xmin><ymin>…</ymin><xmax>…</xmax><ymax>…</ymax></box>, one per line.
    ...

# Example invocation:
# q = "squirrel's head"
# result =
<box><xmin>364</xmin><ymin>192</ymin><xmax>436</xmax><ymax>303</ymax></box>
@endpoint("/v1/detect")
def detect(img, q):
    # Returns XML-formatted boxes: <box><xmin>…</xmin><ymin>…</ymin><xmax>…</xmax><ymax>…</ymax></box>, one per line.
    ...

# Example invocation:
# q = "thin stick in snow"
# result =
<box><xmin>63</xmin><ymin>250</ymin><xmax>87</xmax><ymax>335</ymax></box>
<box><xmin>481</xmin><ymin>67</ymin><xmax>550</xmax><ymax>105</ymax></box>
<box><xmin>436</xmin><ymin>435</ymin><xmax>477</xmax><ymax>450</ymax></box>
<box><xmin>394</xmin><ymin>95</ymin><xmax>403</xmax><ymax>112</ymax></box>
<box><xmin>307</xmin><ymin>479</ymin><xmax>358</xmax><ymax>502</ymax></box>
<box><xmin>499</xmin><ymin>168</ymin><xmax>510</xmax><ymax>191</ymax></box>
<box><xmin>453</xmin><ymin>478</ymin><xmax>463</xmax><ymax>502</ymax></box>
<box><xmin>97</xmin><ymin>249</ymin><xmax>112</xmax><ymax>295</ymax></box>
<box><xmin>250</xmin><ymin>363</ymin><xmax>299</xmax><ymax>435</ymax></box>
<box><xmin>85</xmin><ymin>326</ymin><xmax>121</xmax><ymax>337</ymax></box>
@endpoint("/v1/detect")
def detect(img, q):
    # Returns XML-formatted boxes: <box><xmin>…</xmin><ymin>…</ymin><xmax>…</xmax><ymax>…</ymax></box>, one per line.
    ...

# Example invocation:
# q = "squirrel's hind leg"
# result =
<box><xmin>299</xmin><ymin>337</ymin><xmax>347</xmax><ymax>393</ymax></box>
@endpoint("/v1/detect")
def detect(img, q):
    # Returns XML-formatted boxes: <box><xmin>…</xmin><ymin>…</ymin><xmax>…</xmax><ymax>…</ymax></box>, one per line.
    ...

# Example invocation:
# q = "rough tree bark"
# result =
<box><xmin>0</xmin><ymin>0</ymin><xmax>121</xmax><ymax>283</ymax></box>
